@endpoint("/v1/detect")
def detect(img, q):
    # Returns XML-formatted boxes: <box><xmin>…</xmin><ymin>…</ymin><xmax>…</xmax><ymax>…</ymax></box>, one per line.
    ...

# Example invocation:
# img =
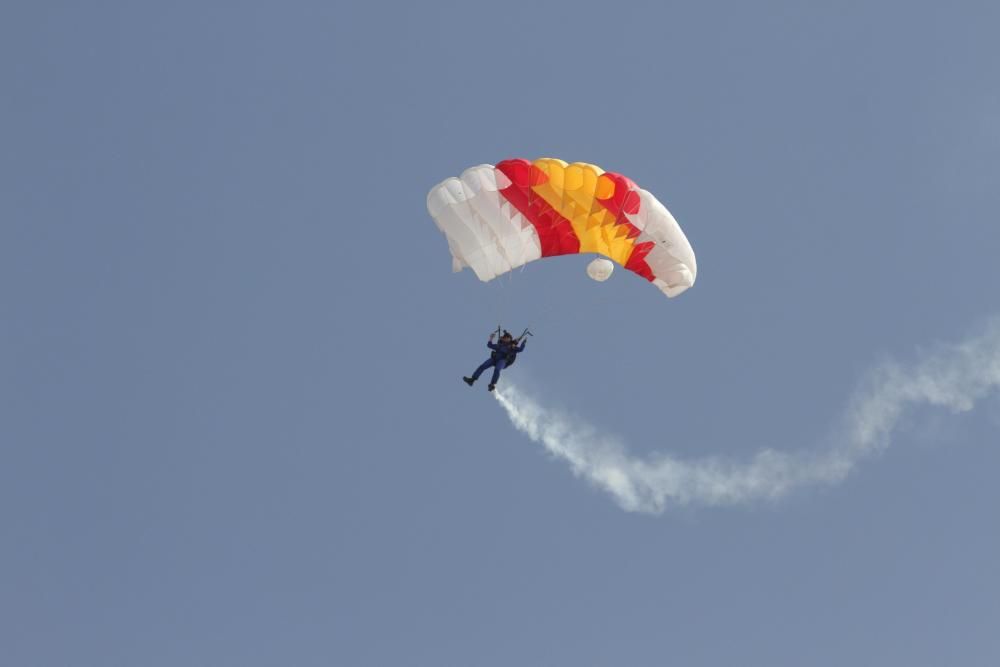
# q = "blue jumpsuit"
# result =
<box><xmin>472</xmin><ymin>339</ymin><xmax>526</xmax><ymax>386</ymax></box>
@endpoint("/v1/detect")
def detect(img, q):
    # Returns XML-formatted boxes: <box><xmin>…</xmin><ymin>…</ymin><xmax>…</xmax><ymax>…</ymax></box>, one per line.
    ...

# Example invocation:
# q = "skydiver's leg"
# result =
<box><xmin>489</xmin><ymin>359</ymin><xmax>507</xmax><ymax>387</ymax></box>
<box><xmin>470</xmin><ymin>359</ymin><xmax>494</xmax><ymax>381</ymax></box>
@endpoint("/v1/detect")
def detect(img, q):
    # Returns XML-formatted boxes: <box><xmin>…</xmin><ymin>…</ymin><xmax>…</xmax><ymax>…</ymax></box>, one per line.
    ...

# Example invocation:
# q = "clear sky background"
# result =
<box><xmin>3</xmin><ymin>2</ymin><xmax>999</xmax><ymax>666</ymax></box>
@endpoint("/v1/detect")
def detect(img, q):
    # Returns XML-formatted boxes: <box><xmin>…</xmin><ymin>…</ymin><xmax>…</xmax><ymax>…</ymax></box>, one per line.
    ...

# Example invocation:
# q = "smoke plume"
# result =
<box><xmin>493</xmin><ymin>319</ymin><xmax>1000</xmax><ymax>513</ymax></box>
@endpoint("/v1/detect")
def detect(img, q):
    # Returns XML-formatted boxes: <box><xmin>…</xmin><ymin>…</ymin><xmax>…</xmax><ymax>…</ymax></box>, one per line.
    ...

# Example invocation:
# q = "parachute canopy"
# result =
<box><xmin>427</xmin><ymin>158</ymin><xmax>697</xmax><ymax>298</ymax></box>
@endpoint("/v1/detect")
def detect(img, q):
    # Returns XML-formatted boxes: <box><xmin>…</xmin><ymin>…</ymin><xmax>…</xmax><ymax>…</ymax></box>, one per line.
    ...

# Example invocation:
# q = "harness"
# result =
<box><xmin>491</xmin><ymin>342</ymin><xmax>519</xmax><ymax>367</ymax></box>
<box><xmin>489</xmin><ymin>326</ymin><xmax>533</xmax><ymax>367</ymax></box>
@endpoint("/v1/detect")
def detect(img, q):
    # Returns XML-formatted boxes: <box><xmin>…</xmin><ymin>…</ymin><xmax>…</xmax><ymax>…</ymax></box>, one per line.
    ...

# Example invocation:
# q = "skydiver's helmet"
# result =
<box><xmin>501</xmin><ymin>330</ymin><xmax>513</xmax><ymax>342</ymax></box>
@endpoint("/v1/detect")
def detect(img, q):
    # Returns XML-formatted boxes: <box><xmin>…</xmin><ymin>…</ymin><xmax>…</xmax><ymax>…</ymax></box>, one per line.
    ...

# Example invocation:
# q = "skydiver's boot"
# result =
<box><xmin>488</xmin><ymin>384</ymin><xmax>496</xmax><ymax>392</ymax></box>
<box><xmin>463</xmin><ymin>376</ymin><xmax>475</xmax><ymax>386</ymax></box>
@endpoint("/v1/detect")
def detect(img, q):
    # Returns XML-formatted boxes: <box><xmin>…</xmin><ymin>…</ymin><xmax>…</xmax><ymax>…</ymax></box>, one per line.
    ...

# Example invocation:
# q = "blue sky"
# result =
<box><xmin>3</xmin><ymin>2</ymin><xmax>999</xmax><ymax>665</ymax></box>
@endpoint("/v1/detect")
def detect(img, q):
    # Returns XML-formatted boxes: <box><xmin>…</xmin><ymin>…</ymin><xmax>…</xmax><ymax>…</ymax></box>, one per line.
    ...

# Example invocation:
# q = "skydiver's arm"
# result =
<box><xmin>487</xmin><ymin>342</ymin><xmax>499</xmax><ymax>350</ymax></box>
<box><xmin>516</xmin><ymin>341</ymin><xmax>526</xmax><ymax>352</ymax></box>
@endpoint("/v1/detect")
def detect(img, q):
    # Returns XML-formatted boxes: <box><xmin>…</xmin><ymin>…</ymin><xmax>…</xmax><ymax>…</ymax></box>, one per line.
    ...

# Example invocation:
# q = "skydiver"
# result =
<box><xmin>463</xmin><ymin>330</ymin><xmax>526</xmax><ymax>392</ymax></box>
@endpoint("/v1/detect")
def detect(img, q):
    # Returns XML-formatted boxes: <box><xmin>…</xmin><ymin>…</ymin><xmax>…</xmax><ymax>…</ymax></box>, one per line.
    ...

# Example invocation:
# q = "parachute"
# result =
<box><xmin>427</xmin><ymin>158</ymin><xmax>697</xmax><ymax>298</ymax></box>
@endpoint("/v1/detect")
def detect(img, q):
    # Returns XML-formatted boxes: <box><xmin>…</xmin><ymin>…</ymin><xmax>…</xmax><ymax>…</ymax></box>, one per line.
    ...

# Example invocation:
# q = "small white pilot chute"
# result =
<box><xmin>586</xmin><ymin>257</ymin><xmax>615</xmax><ymax>282</ymax></box>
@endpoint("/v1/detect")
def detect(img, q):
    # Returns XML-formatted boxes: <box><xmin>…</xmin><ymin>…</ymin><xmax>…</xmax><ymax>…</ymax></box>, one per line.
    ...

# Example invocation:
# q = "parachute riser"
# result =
<box><xmin>491</xmin><ymin>325</ymin><xmax>534</xmax><ymax>343</ymax></box>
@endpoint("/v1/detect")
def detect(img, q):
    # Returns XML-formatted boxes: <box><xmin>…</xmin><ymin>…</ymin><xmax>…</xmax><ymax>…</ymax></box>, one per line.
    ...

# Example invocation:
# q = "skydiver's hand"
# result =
<box><xmin>489</xmin><ymin>334</ymin><xmax>495</xmax><ymax>341</ymax></box>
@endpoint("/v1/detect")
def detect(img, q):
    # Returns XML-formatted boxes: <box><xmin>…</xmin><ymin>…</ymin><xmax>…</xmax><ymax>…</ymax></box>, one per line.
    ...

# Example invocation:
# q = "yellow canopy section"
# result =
<box><xmin>530</xmin><ymin>158</ymin><xmax>639</xmax><ymax>266</ymax></box>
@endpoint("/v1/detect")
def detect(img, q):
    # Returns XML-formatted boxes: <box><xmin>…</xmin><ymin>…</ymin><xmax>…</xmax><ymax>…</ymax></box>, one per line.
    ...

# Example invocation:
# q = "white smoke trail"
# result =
<box><xmin>493</xmin><ymin>318</ymin><xmax>1000</xmax><ymax>513</ymax></box>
